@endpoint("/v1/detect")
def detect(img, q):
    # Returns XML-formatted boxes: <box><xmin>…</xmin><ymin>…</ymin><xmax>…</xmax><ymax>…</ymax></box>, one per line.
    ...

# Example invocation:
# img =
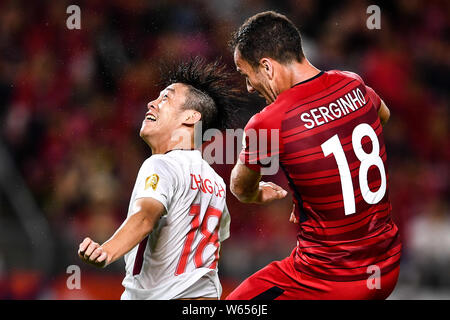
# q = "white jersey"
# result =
<box><xmin>120</xmin><ymin>149</ymin><xmax>230</xmax><ymax>300</ymax></box>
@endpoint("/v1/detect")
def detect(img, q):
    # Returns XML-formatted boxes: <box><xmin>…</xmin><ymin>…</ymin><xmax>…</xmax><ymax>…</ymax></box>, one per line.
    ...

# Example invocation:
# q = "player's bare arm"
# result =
<box><xmin>78</xmin><ymin>197</ymin><xmax>165</xmax><ymax>268</ymax></box>
<box><xmin>230</xmin><ymin>160</ymin><xmax>287</xmax><ymax>204</ymax></box>
<box><xmin>378</xmin><ymin>100</ymin><xmax>390</xmax><ymax>126</ymax></box>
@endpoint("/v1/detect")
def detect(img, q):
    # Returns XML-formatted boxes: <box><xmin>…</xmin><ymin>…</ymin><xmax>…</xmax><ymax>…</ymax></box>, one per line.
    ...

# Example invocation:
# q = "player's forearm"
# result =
<box><xmin>230</xmin><ymin>164</ymin><xmax>261</xmax><ymax>203</ymax></box>
<box><xmin>231</xmin><ymin>185</ymin><xmax>260</xmax><ymax>203</ymax></box>
<box><xmin>230</xmin><ymin>178</ymin><xmax>260</xmax><ymax>203</ymax></box>
<box><xmin>100</xmin><ymin>211</ymin><xmax>154</xmax><ymax>265</ymax></box>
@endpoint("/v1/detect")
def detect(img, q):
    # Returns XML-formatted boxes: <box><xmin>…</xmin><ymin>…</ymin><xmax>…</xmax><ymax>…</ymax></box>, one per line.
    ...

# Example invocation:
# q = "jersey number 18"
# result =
<box><xmin>175</xmin><ymin>204</ymin><xmax>222</xmax><ymax>275</ymax></box>
<box><xmin>321</xmin><ymin>123</ymin><xmax>386</xmax><ymax>215</ymax></box>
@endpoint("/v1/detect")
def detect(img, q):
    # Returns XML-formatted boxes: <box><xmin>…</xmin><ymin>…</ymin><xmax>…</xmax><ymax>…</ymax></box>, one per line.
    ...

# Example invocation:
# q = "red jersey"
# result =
<box><xmin>240</xmin><ymin>70</ymin><xmax>401</xmax><ymax>281</ymax></box>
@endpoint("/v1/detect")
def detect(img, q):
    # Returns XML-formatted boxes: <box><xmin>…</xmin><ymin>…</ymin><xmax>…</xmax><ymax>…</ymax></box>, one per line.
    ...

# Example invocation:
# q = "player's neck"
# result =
<box><xmin>149</xmin><ymin>131</ymin><xmax>195</xmax><ymax>155</ymax></box>
<box><xmin>284</xmin><ymin>58</ymin><xmax>321</xmax><ymax>89</ymax></box>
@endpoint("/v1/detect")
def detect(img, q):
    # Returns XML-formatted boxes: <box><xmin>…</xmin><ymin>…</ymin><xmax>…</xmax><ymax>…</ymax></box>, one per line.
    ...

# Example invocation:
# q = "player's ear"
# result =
<box><xmin>182</xmin><ymin>110</ymin><xmax>202</xmax><ymax>126</ymax></box>
<box><xmin>259</xmin><ymin>58</ymin><xmax>274</xmax><ymax>80</ymax></box>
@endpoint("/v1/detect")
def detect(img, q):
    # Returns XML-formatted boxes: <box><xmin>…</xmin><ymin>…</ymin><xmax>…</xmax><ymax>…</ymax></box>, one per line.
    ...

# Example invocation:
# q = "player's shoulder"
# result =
<box><xmin>327</xmin><ymin>69</ymin><xmax>365</xmax><ymax>84</ymax></box>
<box><xmin>245</xmin><ymin>101</ymin><xmax>284</xmax><ymax>131</ymax></box>
<box><xmin>142</xmin><ymin>153</ymin><xmax>170</xmax><ymax>166</ymax></box>
<box><xmin>141</xmin><ymin>153</ymin><xmax>181</xmax><ymax>174</ymax></box>
<box><xmin>198</xmin><ymin>154</ymin><xmax>225</xmax><ymax>183</ymax></box>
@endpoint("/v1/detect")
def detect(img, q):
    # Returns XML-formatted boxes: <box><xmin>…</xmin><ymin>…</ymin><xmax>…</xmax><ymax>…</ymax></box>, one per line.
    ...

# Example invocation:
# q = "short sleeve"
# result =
<box><xmin>134</xmin><ymin>157</ymin><xmax>177</xmax><ymax>213</ymax></box>
<box><xmin>342</xmin><ymin>71</ymin><xmax>382</xmax><ymax>112</ymax></box>
<box><xmin>365</xmin><ymin>85</ymin><xmax>382</xmax><ymax>112</ymax></box>
<box><xmin>238</xmin><ymin>112</ymin><xmax>281</xmax><ymax>173</ymax></box>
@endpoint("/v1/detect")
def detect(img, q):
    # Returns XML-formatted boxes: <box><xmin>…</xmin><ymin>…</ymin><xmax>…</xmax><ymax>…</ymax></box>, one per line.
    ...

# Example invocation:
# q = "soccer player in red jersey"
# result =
<box><xmin>227</xmin><ymin>11</ymin><xmax>401</xmax><ymax>300</ymax></box>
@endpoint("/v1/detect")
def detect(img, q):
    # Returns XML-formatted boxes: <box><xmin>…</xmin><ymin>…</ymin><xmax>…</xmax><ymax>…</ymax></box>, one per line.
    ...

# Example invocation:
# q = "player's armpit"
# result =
<box><xmin>378</xmin><ymin>100</ymin><xmax>390</xmax><ymax>126</ymax></box>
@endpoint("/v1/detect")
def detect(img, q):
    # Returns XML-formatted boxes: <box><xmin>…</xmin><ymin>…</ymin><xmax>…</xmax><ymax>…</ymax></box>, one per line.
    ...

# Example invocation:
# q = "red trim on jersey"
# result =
<box><xmin>132</xmin><ymin>236</ymin><xmax>149</xmax><ymax>276</ymax></box>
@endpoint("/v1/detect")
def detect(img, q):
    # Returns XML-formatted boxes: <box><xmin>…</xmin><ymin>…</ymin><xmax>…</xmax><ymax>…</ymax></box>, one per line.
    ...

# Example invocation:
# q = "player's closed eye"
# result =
<box><xmin>162</xmin><ymin>94</ymin><xmax>169</xmax><ymax>100</ymax></box>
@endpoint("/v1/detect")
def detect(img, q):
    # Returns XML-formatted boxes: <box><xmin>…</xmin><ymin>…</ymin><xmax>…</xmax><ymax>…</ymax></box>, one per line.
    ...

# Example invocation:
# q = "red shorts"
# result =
<box><xmin>225</xmin><ymin>249</ymin><xmax>400</xmax><ymax>300</ymax></box>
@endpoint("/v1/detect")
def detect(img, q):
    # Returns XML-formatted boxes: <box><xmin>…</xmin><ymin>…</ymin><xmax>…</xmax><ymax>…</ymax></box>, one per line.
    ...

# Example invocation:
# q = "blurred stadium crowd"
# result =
<box><xmin>0</xmin><ymin>0</ymin><xmax>448</xmax><ymax>299</ymax></box>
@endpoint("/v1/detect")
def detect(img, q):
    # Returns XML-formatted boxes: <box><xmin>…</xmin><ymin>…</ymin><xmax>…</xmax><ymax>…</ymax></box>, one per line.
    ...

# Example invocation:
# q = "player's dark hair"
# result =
<box><xmin>229</xmin><ymin>11</ymin><xmax>305</xmax><ymax>68</ymax></box>
<box><xmin>161</xmin><ymin>57</ymin><xmax>248</xmax><ymax>133</ymax></box>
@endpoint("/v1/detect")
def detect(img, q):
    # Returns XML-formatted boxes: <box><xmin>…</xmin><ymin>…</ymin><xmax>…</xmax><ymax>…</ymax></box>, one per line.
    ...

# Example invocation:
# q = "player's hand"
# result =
<box><xmin>289</xmin><ymin>203</ymin><xmax>299</xmax><ymax>224</ymax></box>
<box><xmin>256</xmin><ymin>181</ymin><xmax>288</xmax><ymax>204</ymax></box>
<box><xmin>78</xmin><ymin>237</ymin><xmax>109</xmax><ymax>268</ymax></box>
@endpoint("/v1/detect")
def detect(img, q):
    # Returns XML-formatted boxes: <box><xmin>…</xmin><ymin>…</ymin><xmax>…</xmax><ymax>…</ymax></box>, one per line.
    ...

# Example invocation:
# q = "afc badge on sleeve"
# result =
<box><xmin>145</xmin><ymin>174</ymin><xmax>160</xmax><ymax>191</ymax></box>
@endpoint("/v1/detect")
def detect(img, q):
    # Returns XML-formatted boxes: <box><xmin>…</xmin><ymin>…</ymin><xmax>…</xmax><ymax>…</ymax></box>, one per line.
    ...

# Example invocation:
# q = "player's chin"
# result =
<box><xmin>140</xmin><ymin>123</ymin><xmax>156</xmax><ymax>139</ymax></box>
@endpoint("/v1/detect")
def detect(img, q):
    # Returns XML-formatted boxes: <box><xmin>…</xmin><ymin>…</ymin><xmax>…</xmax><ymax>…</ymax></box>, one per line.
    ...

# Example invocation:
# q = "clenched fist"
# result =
<box><xmin>78</xmin><ymin>237</ymin><xmax>109</xmax><ymax>268</ymax></box>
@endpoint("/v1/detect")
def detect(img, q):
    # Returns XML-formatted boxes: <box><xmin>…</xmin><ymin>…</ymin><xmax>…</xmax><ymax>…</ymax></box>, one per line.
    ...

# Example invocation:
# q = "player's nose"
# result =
<box><xmin>147</xmin><ymin>101</ymin><xmax>158</xmax><ymax>111</ymax></box>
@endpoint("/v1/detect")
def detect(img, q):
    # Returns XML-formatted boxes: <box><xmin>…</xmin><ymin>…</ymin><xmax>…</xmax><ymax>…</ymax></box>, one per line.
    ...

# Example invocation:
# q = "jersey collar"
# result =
<box><xmin>291</xmin><ymin>71</ymin><xmax>324</xmax><ymax>88</ymax></box>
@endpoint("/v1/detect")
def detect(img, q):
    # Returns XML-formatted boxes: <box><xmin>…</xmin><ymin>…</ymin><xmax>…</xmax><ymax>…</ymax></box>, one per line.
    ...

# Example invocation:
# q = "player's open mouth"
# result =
<box><xmin>145</xmin><ymin>112</ymin><xmax>157</xmax><ymax>121</ymax></box>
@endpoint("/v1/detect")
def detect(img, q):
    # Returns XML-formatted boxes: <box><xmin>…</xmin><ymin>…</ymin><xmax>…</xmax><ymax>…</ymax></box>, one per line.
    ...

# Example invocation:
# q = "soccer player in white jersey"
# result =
<box><xmin>78</xmin><ymin>58</ymin><xmax>247</xmax><ymax>300</ymax></box>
